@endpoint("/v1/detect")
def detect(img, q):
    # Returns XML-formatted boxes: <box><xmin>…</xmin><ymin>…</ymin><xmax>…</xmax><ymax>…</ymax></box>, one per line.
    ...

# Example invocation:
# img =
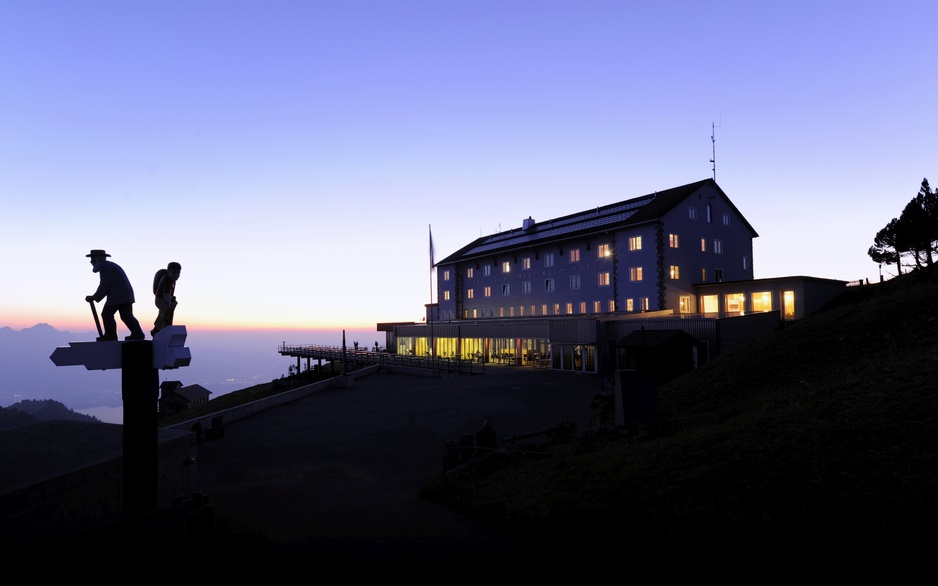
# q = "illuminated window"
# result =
<box><xmin>679</xmin><ymin>296</ymin><xmax>690</xmax><ymax>313</ymax></box>
<box><xmin>701</xmin><ymin>268</ymin><xmax>707</xmax><ymax>282</ymax></box>
<box><xmin>530</xmin><ymin>305</ymin><xmax>536</xmax><ymax>315</ymax></box>
<box><xmin>545</xmin><ymin>278</ymin><xmax>555</xmax><ymax>292</ymax></box>
<box><xmin>725</xmin><ymin>293</ymin><xmax>746</xmax><ymax>313</ymax></box>
<box><xmin>626</xmin><ymin>299</ymin><xmax>634</xmax><ymax>311</ymax></box>
<box><xmin>443</xmin><ymin>270</ymin><xmax>450</xmax><ymax>281</ymax></box>
<box><xmin>522</xmin><ymin>257</ymin><xmax>531</xmax><ymax>270</ymax></box>
<box><xmin>569</xmin><ymin>249</ymin><xmax>580</xmax><ymax>262</ymax></box>
<box><xmin>566</xmin><ymin>302</ymin><xmax>574</xmax><ymax>314</ymax></box>
<box><xmin>553</xmin><ymin>303</ymin><xmax>560</xmax><ymax>315</ymax></box>
<box><xmin>670</xmin><ymin>265</ymin><xmax>680</xmax><ymax>280</ymax></box>
<box><xmin>570</xmin><ymin>275</ymin><xmax>581</xmax><ymax>290</ymax></box>
<box><xmin>502</xmin><ymin>261</ymin><xmax>510</xmax><ymax>273</ymax></box>
<box><xmin>783</xmin><ymin>291</ymin><xmax>795</xmax><ymax>319</ymax></box>
<box><xmin>467</xmin><ymin>267</ymin><xmax>474</xmax><ymax>278</ymax></box>
<box><xmin>522</xmin><ymin>281</ymin><xmax>531</xmax><ymax>294</ymax></box>
<box><xmin>701</xmin><ymin>238</ymin><xmax>706</xmax><ymax>252</ymax></box>
<box><xmin>444</xmin><ymin>290</ymin><xmax>450</xmax><ymax>300</ymax></box>
<box><xmin>598</xmin><ymin>243</ymin><xmax>610</xmax><ymax>258</ymax></box>
<box><xmin>499</xmin><ymin>307</ymin><xmax>505</xmax><ymax>317</ymax></box>
<box><xmin>714</xmin><ymin>240</ymin><xmax>723</xmax><ymax>254</ymax></box>
<box><xmin>519</xmin><ymin>305</ymin><xmax>525</xmax><ymax>316</ymax></box>
<box><xmin>483</xmin><ymin>265</ymin><xmax>491</xmax><ymax>276</ymax></box>
<box><xmin>509</xmin><ymin>306</ymin><xmax>515</xmax><ymax>317</ymax></box>
<box><xmin>669</xmin><ymin>233</ymin><xmax>679</xmax><ymax>248</ymax></box>
<box><xmin>466</xmin><ymin>289</ymin><xmax>473</xmax><ymax>299</ymax></box>
<box><xmin>544</xmin><ymin>252</ymin><xmax>554</xmax><ymax>267</ymax></box>
<box><xmin>629</xmin><ymin>267</ymin><xmax>643</xmax><ymax>282</ymax></box>
<box><xmin>702</xmin><ymin>295</ymin><xmax>719</xmax><ymax>313</ymax></box>
<box><xmin>641</xmin><ymin>297</ymin><xmax>649</xmax><ymax>311</ymax></box>
<box><xmin>752</xmin><ymin>291</ymin><xmax>772</xmax><ymax>312</ymax></box>
<box><xmin>502</xmin><ymin>284</ymin><xmax>510</xmax><ymax>296</ymax></box>
<box><xmin>484</xmin><ymin>286</ymin><xmax>491</xmax><ymax>297</ymax></box>
<box><xmin>599</xmin><ymin>272</ymin><xmax>610</xmax><ymax>286</ymax></box>
<box><xmin>579</xmin><ymin>302</ymin><xmax>587</xmax><ymax>314</ymax></box>
<box><xmin>593</xmin><ymin>301</ymin><xmax>601</xmax><ymax>313</ymax></box>
<box><xmin>689</xmin><ymin>207</ymin><xmax>697</xmax><ymax>220</ymax></box>
<box><xmin>629</xmin><ymin>236</ymin><xmax>642</xmax><ymax>251</ymax></box>
<box><xmin>608</xmin><ymin>300</ymin><xmax>615</xmax><ymax>312</ymax></box>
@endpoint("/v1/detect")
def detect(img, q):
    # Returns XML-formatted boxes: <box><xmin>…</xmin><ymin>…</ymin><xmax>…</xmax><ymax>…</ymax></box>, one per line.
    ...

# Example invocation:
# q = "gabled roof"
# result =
<box><xmin>172</xmin><ymin>384</ymin><xmax>212</xmax><ymax>402</ymax></box>
<box><xmin>436</xmin><ymin>178</ymin><xmax>757</xmax><ymax>265</ymax></box>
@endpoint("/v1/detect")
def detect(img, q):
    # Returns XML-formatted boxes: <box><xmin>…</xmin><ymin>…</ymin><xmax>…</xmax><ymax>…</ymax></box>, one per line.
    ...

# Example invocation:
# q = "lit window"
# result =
<box><xmin>608</xmin><ymin>300</ymin><xmax>615</xmax><ymax>312</ymax></box>
<box><xmin>545</xmin><ymin>278</ymin><xmax>555</xmax><ymax>292</ymax></box>
<box><xmin>483</xmin><ymin>265</ymin><xmax>491</xmax><ymax>276</ymax></box>
<box><xmin>701</xmin><ymin>268</ymin><xmax>707</xmax><ymax>282</ymax></box>
<box><xmin>783</xmin><ymin>291</ymin><xmax>795</xmax><ymax>319</ymax></box>
<box><xmin>670</xmin><ymin>265</ymin><xmax>680</xmax><ymax>280</ymax></box>
<box><xmin>679</xmin><ymin>296</ymin><xmax>690</xmax><ymax>313</ymax></box>
<box><xmin>641</xmin><ymin>297</ymin><xmax>649</xmax><ymax>311</ymax></box>
<box><xmin>579</xmin><ymin>302</ymin><xmax>587</xmax><ymax>314</ymax></box>
<box><xmin>544</xmin><ymin>252</ymin><xmax>554</xmax><ymax>267</ymax></box>
<box><xmin>466</xmin><ymin>267</ymin><xmax>474</xmax><ymax>278</ymax></box>
<box><xmin>752</xmin><ymin>291</ymin><xmax>772</xmax><ymax>312</ymax></box>
<box><xmin>689</xmin><ymin>207</ymin><xmax>697</xmax><ymax>220</ymax></box>
<box><xmin>629</xmin><ymin>236</ymin><xmax>642</xmax><ymax>251</ymax></box>
<box><xmin>569</xmin><ymin>249</ymin><xmax>580</xmax><ymax>262</ymax></box>
<box><xmin>502</xmin><ymin>284</ymin><xmax>510</xmax><ymax>296</ymax></box>
<box><xmin>509</xmin><ymin>307</ymin><xmax>515</xmax><ymax>317</ymax></box>
<box><xmin>669</xmin><ymin>233</ymin><xmax>679</xmax><ymax>248</ymax></box>
<box><xmin>629</xmin><ymin>267</ymin><xmax>643</xmax><ymax>282</ymax></box>
<box><xmin>522</xmin><ymin>281</ymin><xmax>531</xmax><ymax>294</ymax></box>
<box><xmin>725</xmin><ymin>293</ymin><xmax>745</xmax><ymax>313</ymax></box>
<box><xmin>519</xmin><ymin>306</ymin><xmax>524</xmax><ymax>316</ymax></box>
<box><xmin>530</xmin><ymin>305</ymin><xmax>536</xmax><ymax>315</ymax></box>
<box><xmin>444</xmin><ymin>290</ymin><xmax>450</xmax><ymax>300</ymax></box>
<box><xmin>484</xmin><ymin>286</ymin><xmax>491</xmax><ymax>297</ymax></box>
<box><xmin>593</xmin><ymin>301</ymin><xmax>601</xmax><ymax>313</ymax></box>
<box><xmin>714</xmin><ymin>240</ymin><xmax>723</xmax><ymax>254</ymax></box>
<box><xmin>499</xmin><ymin>307</ymin><xmax>505</xmax><ymax>317</ymax></box>
<box><xmin>599</xmin><ymin>272</ymin><xmax>610</xmax><ymax>286</ymax></box>
<box><xmin>466</xmin><ymin>288</ymin><xmax>474</xmax><ymax>299</ymax></box>
<box><xmin>542</xmin><ymin>304</ymin><xmax>548</xmax><ymax>315</ymax></box>
<box><xmin>566</xmin><ymin>303</ymin><xmax>573</xmax><ymax>314</ymax></box>
<box><xmin>502</xmin><ymin>261</ymin><xmax>510</xmax><ymax>273</ymax></box>
<box><xmin>522</xmin><ymin>257</ymin><xmax>531</xmax><ymax>270</ymax></box>
<box><xmin>570</xmin><ymin>275</ymin><xmax>581</xmax><ymax>290</ymax></box>
<box><xmin>443</xmin><ymin>270</ymin><xmax>450</xmax><ymax>281</ymax></box>
<box><xmin>701</xmin><ymin>238</ymin><xmax>706</xmax><ymax>252</ymax></box>
<box><xmin>702</xmin><ymin>295</ymin><xmax>718</xmax><ymax>313</ymax></box>
<box><xmin>626</xmin><ymin>299</ymin><xmax>634</xmax><ymax>312</ymax></box>
<box><xmin>553</xmin><ymin>303</ymin><xmax>560</xmax><ymax>315</ymax></box>
<box><xmin>598</xmin><ymin>243</ymin><xmax>610</xmax><ymax>258</ymax></box>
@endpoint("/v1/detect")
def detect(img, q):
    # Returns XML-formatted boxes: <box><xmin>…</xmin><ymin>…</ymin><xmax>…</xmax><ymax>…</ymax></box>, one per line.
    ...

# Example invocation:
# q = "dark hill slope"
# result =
<box><xmin>424</xmin><ymin>266</ymin><xmax>938</xmax><ymax>556</ymax></box>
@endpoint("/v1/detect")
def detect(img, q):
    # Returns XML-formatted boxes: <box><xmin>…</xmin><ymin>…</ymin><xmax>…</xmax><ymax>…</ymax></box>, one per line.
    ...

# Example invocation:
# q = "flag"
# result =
<box><xmin>429</xmin><ymin>224</ymin><xmax>435</xmax><ymax>269</ymax></box>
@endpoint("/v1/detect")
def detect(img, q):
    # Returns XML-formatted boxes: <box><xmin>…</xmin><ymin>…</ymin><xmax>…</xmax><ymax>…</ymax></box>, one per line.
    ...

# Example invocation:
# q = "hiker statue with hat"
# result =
<box><xmin>84</xmin><ymin>249</ymin><xmax>146</xmax><ymax>341</ymax></box>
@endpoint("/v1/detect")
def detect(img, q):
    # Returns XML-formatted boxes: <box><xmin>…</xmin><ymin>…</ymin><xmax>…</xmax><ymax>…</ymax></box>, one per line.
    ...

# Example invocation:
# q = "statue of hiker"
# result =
<box><xmin>152</xmin><ymin>261</ymin><xmax>182</xmax><ymax>335</ymax></box>
<box><xmin>84</xmin><ymin>249</ymin><xmax>146</xmax><ymax>341</ymax></box>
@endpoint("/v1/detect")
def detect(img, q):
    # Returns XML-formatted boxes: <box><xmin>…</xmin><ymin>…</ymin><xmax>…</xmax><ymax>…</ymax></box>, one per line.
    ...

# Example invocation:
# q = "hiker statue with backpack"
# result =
<box><xmin>152</xmin><ymin>261</ymin><xmax>182</xmax><ymax>336</ymax></box>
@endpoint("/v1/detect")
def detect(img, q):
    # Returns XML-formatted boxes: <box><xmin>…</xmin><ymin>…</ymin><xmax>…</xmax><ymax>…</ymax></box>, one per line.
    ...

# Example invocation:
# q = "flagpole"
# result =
<box><xmin>429</xmin><ymin>224</ymin><xmax>435</xmax><ymax>359</ymax></box>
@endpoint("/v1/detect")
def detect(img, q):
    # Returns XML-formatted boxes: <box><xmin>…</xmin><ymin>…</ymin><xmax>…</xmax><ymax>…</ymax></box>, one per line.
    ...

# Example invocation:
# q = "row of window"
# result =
<box><xmin>462</xmin><ymin>299</ymin><xmax>628</xmax><ymax>319</ymax></box>
<box><xmin>448</xmin><ymin>236</ymin><xmax>727</xmax><ymax>281</ymax></box>
<box><xmin>689</xmin><ymin>204</ymin><xmax>732</xmax><ymax>226</ymax></box>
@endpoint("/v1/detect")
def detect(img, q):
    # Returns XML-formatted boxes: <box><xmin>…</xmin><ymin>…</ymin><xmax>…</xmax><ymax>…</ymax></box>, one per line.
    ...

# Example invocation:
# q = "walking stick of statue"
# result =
<box><xmin>89</xmin><ymin>299</ymin><xmax>103</xmax><ymax>338</ymax></box>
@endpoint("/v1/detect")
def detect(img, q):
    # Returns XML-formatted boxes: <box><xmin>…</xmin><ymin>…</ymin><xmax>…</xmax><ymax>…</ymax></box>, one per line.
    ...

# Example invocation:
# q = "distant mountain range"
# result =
<box><xmin>0</xmin><ymin>323</ymin><xmax>300</xmax><ymax>420</ymax></box>
<box><xmin>0</xmin><ymin>398</ymin><xmax>99</xmax><ymax>431</ymax></box>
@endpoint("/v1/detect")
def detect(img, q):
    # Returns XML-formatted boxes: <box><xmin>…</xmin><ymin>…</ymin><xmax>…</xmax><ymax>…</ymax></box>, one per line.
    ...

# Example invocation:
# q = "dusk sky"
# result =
<box><xmin>2</xmin><ymin>1</ymin><xmax>935</xmax><ymax>335</ymax></box>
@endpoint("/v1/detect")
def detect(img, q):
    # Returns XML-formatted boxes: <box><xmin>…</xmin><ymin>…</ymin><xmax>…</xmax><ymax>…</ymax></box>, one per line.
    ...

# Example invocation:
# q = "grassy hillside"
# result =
<box><xmin>422</xmin><ymin>265</ymin><xmax>938</xmax><ymax>556</ymax></box>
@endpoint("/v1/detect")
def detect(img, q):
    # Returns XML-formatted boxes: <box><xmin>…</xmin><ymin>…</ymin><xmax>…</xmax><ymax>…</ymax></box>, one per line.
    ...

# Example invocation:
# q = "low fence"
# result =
<box><xmin>279</xmin><ymin>344</ymin><xmax>485</xmax><ymax>376</ymax></box>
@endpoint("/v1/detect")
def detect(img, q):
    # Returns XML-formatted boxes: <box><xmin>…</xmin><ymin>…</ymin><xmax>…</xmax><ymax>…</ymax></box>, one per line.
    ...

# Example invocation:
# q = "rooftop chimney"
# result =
<box><xmin>522</xmin><ymin>216</ymin><xmax>535</xmax><ymax>231</ymax></box>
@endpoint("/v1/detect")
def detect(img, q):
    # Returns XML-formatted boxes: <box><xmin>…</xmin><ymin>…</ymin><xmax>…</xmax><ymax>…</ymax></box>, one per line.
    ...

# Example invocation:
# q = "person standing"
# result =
<box><xmin>85</xmin><ymin>249</ymin><xmax>146</xmax><ymax>341</ymax></box>
<box><xmin>152</xmin><ymin>261</ymin><xmax>182</xmax><ymax>335</ymax></box>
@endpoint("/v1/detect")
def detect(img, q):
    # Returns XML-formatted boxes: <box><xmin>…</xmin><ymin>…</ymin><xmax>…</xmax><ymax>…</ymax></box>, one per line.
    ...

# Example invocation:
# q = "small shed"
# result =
<box><xmin>614</xmin><ymin>328</ymin><xmax>703</xmax><ymax>384</ymax></box>
<box><xmin>159</xmin><ymin>382</ymin><xmax>212</xmax><ymax>417</ymax></box>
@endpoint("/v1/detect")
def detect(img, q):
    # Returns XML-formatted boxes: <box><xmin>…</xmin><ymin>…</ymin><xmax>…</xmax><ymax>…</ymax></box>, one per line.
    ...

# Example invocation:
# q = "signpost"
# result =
<box><xmin>50</xmin><ymin>325</ymin><xmax>191</xmax><ymax>517</ymax></box>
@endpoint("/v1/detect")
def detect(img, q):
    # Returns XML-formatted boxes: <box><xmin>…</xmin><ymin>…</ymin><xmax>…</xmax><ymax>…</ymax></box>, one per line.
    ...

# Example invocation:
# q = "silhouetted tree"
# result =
<box><xmin>869</xmin><ymin>178</ymin><xmax>938</xmax><ymax>274</ymax></box>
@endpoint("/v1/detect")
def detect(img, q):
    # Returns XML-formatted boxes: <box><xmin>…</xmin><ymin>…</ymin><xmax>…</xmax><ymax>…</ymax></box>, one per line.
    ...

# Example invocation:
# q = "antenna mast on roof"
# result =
<box><xmin>710</xmin><ymin>121</ymin><xmax>716</xmax><ymax>181</ymax></box>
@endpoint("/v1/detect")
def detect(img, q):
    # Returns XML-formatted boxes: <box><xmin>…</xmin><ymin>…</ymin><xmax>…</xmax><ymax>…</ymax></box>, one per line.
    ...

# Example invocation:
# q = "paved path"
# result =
<box><xmin>194</xmin><ymin>366</ymin><xmax>606</xmax><ymax>559</ymax></box>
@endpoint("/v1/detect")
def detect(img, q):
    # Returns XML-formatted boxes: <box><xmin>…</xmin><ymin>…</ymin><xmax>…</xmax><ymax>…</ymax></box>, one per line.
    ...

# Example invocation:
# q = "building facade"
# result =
<box><xmin>379</xmin><ymin>178</ymin><xmax>847</xmax><ymax>376</ymax></box>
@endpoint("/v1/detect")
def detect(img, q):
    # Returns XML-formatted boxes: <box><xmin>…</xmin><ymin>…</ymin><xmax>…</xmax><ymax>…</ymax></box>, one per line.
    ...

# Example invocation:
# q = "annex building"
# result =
<box><xmin>379</xmin><ymin>178</ymin><xmax>847</xmax><ymax>380</ymax></box>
